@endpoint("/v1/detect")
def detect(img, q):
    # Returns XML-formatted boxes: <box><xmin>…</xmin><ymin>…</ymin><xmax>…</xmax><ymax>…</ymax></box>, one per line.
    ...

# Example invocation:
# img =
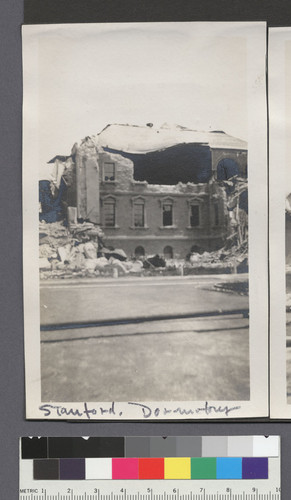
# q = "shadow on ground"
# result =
<box><xmin>41</xmin><ymin>315</ymin><xmax>250</xmax><ymax>402</ymax></box>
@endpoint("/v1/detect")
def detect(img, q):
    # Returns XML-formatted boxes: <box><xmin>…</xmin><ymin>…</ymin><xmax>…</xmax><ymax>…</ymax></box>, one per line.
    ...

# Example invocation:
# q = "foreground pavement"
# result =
<box><xmin>40</xmin><ymin>274</ymin><xmax>249</xmax><ymax>326</ymax></box>
<box><xmin>40</xmin><ymin>274</ymin><xmax>249</xmax><ymax>402</ymax></box>
<box><xmin>41</xmin><ymin>314</ymin><xmax>249</xmax><ymax>402</ymax></box>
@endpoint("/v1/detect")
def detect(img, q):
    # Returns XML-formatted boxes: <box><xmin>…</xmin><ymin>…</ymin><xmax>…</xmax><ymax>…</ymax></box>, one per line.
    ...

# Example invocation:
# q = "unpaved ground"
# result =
<box><xmin>40</xmin><ymin>274</ymin><xmax>249</xmax><ymax>402</ymax></box>
<box><xmin>40</xmin><ymin>275</ymin><xmax>248</xmax><ymax>326</ymax></box>
<box><xmin>41</xmin><ymin>314</ymin><xmax>249</xmax><ymax>402</ymax></box>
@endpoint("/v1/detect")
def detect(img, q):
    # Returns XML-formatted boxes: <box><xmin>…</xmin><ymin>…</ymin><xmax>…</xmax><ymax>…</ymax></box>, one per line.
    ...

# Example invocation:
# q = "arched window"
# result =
<box><xmin>163</xmin><ymin>245</ymin><xmax>173</xmax><ymax>259</ymax></box>
<box><xmin>216</xmin><ymin>158</ymin><xmax>239</xmax><ymax>180</ymax></box>
<box><xmin>191</xmin><ymin>245</ymin><xmax>203</xmax><ymax>254</ymax></box>
<box><xmin>135</xmin><ymin>246</ymin><xmax>145</xmax><ymax>258</ymax></box>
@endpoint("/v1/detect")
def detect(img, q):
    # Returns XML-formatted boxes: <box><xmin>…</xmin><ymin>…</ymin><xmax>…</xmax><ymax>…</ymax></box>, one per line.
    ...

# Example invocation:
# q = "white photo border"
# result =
<box><xmin>23</xmin><ymin>22</ymin><xmax>268</xmax><ymax>420</ymax></box>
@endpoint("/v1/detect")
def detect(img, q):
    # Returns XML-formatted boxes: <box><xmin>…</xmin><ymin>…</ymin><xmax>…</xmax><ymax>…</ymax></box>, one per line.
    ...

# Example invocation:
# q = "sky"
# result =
<box><xmin>29</xmin><ymin>23</ymin><xmax>249</xmax><ymax>170</ymax></box>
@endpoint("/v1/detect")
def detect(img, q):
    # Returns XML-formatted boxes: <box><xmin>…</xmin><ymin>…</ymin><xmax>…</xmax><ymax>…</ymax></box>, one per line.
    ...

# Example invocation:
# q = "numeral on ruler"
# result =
<box><xmin>19</xmin><ymin>491</ymin><xmax>281</xmax><ymax>500</ymax></box>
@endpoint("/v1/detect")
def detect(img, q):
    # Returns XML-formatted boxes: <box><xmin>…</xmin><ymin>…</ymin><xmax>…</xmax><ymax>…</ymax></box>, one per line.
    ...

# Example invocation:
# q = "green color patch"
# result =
<box><xmin>191</xmin><ymin>458</ymin><xmax>216</xmax><ymax>479</ymax></box>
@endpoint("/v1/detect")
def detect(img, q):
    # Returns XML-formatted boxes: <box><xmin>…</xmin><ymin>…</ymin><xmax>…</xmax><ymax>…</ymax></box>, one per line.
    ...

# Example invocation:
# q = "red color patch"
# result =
<box><xmin>139</xmin><ymin>458</ymin><xmax>164</xmax><ymax>479</ymax></box>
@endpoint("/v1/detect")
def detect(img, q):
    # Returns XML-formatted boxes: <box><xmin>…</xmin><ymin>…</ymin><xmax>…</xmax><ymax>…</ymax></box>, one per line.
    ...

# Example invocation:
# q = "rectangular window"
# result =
<box><xmin>163</xmin><ymin>203</ymin><xmax>173</xmax><ymax>226</ymax></box>
<box><xmin>134</xmin><ymin>203</ymin><xmax>145</xmax><ymax>227</ymax></box>
<box><xmin>104</xmin><ymin>162</ymin><xmax>115</xmax><ymax>181</ymax></box>
<box><xmin>214</xmin><ymin>203</ymin><xmax>219</xmax><ymax>226</ymax></box>
<box><xmin>104</xmin><ymin>202</ymin><xmax>115</xmax><ymax>227</ymax></box>
<box><xmin>190</xmin><ymin>205</ymin><xmax>200</xmax><ymax>227</ymax></box>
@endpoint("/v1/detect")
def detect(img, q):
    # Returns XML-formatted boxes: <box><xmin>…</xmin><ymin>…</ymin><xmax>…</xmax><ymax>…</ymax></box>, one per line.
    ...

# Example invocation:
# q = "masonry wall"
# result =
<box><xmin>99</xmin><ymin>151</ymin><xmax>226</xmax><ymax>258</ymax></box>
<box><xmin>70</xmin><ymin>144</ymin><xmax>239</xmax><ymax>257</ymax></box>
<box><xmin>75</xmin><ymin>153</ymin><xmax>100</xmax><ymax>223</ymax></box>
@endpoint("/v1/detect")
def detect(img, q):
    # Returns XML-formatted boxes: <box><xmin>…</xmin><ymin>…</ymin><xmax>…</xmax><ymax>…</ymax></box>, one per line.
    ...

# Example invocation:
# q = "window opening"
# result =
<box><xmin>104</xmin><ymin>201</ymin><xmax>115</xmax><ymax>227</ymax></box>
<box><xmin>162</xmin><ymin>203</ymin><xmax>173</xmax><ymax>226</ymax></box>
<box><xmin>133</xmin><ymin>202</ymin><xmax>145</xmax><ymax>227</ymax></box>
<box><xmin>135</xmin><ymin>246</ymin><xmax>145</xmax><ymax>258</ymax></box>
<box><xmin>190</xmin><ymin>205</ymin><xmax>200</xmax><ymax>227</ymax></box>
<box><xmin>163</xmin><ymin>245</ymin><xmax>173</xmax><ymax>259</ymax></box>
<box><xmin>104</xmin><ymin>162</ymin><xmax>115</xmax><ymax>181</ymax></box>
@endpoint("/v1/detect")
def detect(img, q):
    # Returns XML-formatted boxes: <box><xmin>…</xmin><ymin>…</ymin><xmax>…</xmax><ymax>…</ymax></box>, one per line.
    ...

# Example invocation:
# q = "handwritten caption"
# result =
<box><xmin>39</xmin><ymin>401</ymin><xmax>241</xmax><ymax>419</ymax></box>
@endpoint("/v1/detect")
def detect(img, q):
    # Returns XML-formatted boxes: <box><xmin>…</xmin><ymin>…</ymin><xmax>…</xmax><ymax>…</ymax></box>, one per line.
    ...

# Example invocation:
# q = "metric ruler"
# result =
<box><xmin>18</xmin><ymin>482</ymin><xmax>281</xmax><ymax>500</ymax></box>
<box><xmin>19</xmin><ymin>437</ymin><xmax>281</xmax><ymax>500</ymax></box>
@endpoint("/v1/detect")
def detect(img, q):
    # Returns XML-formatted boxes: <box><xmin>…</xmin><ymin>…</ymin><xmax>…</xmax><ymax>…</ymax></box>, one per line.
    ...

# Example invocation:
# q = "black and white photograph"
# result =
<box><xmin>23</xmin><ymin>22</ymin><xmax>268</xmax><ymax>419</ymax></box>
<box><xmin>269</xmin><ymin>27</ymin><xmax>291</xmax><ymax>417</ymax></box>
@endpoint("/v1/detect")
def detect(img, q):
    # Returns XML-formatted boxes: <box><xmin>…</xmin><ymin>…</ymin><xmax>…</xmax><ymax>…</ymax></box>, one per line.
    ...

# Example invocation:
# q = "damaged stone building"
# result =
<box><xmin>41</xmin><ymin>124</ymin><xmax>247</xmax><ymax>259</ymax></box>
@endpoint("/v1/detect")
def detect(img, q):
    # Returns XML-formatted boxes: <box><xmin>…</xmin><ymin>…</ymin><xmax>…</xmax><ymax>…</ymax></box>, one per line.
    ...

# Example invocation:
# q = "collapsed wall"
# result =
<box><xmin>38</xmin><ymin>126</ymin><xmax>248</xmax><ymax>275</ymax></box>
<box><xmin>104</xmin><ymin>142</ymin><xmax>212</xmax><ymax>184</ymax></box>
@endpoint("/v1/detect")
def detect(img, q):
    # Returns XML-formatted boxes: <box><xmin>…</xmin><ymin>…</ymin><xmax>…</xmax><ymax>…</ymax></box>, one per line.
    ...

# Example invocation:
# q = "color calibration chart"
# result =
<box><xmin>19</xmin><ymin>437</ymin><xmax>281</xmax><ymax>500</ymax></box>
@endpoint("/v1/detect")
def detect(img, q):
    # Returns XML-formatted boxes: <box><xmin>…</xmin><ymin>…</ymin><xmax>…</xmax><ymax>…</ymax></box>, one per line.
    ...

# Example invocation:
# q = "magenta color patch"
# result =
<box><xmin>112</xmin><ymin>458</ymin><xmax>139</xmax><ymax>479</ymax></box>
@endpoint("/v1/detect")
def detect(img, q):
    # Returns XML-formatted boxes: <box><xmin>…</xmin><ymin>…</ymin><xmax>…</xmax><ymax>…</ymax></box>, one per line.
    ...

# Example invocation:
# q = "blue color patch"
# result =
<box><xmin>216</xmin><ymin>457</ymin><xmax>242</xmax><ymax>479</ymax></box>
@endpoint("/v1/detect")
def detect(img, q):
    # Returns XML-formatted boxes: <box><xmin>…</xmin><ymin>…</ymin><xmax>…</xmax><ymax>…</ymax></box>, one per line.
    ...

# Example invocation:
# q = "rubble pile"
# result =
<box><xmin>39</xmin><ymin>221</ymin><xmax>147</xmax><ymax>280</ymax></box>
<box><xmin>184</xmin><ymin>241</ymin><xmax>248</xmax><ymax>274</ymax></box>
<box><xmin>39</xmin><ymin>172</ymin><xmax>248</xmax><ymax>281</ymax></box>
<box><xmin>39</xmin><ymin>221</ymin><xmax>104</xmax><ymax>279</ymax></box>
<box><xmin>39</xmin><ymin>219</ymin><xmax>248</xmax><ymax>281</ymax></box>
<box><xmin>39</xmin><ymin>222</ymin><xmax>70</xmax><ymax>271</ymax></box>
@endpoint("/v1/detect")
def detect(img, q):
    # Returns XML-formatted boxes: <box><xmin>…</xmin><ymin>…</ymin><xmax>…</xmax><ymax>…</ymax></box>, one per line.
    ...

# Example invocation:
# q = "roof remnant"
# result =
<box><xmin>96</xmin><ymin>123</ymin><xmax>247</xmax><ymax>154</ymax></box>
<box><xmin>48</xmin><ymin>155</ymin><xmax>71</xmax><ymax>163</ymax></box>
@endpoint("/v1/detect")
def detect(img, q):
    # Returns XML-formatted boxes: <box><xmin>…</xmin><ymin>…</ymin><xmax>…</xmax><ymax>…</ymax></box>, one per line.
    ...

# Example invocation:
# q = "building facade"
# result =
<box><xmin>97</xmin><ymin>153</ymin><xmax>226</xmax><ymax>258</ymax></box>
<box><xmin>43</xmin><ymin>124</ymin><xmax>247</xmax><ymax>259</ymax></box>
<box><xmin>61</xmin><ymin>125</ymin><xmax>247</xmax><ymax>259</ymax></box>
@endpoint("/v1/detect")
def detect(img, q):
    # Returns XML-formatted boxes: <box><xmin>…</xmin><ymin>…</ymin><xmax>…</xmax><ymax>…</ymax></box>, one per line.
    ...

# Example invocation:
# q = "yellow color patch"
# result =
<box><xmin>164</xmin><ymin>458</ymin><xmax>191</xmax><ymax>479</ymax></box>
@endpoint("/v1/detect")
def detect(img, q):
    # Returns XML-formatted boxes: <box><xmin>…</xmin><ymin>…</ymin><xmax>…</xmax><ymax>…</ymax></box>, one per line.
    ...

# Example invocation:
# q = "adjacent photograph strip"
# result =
<box><xmin>23</xmin><ymin>22</ymin><xmax>268</xmax><ymax>419</ymax></box>
<box><xmin>269</xmin><ymin>27</ymin><xmax>291</xmax><ymax>418</ymax></box>
<box><xmin>19</xmin><ymin>436</ymin><xmax>281</xmax><ymax>500</ymax></box>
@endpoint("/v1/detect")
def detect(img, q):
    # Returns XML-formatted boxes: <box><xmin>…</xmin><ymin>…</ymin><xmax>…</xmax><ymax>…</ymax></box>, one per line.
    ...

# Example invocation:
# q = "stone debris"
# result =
<box><xmin>39</xmin><ymin>258</ymin><xmax>51</xmax><ymax>270</ymax></box>
<box><xmin>39</xmin><ymin>217</ymin><xmax>248</xmax><ymax>281</ymax></box>
<box><xmin>83</xmin><ymin>241</ymin><xmax>98</xmax><ymax>259</ymax></box>
<box><xmin>39</xmin><ymin>218</ymin><xmax>248</xmax><ymax>283</ymax></box>
<box><xmin>39</xmin><ymin>220</ymin><xmax>145</xmax><ymax>279</ymax></box>
<box><xmin>39</xmin><ymin>243</ymin><xmax>56</xmax><ymax>259</ymax></box>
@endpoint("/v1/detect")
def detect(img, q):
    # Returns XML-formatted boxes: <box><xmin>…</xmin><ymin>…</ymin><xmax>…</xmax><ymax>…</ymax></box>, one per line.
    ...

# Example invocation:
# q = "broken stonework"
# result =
<box><xmin>39</xmin><ymin>123</ymin><xmax>248</xmax><ymax>278</ymax></box>
<box><xmin>83</xmin><ymin>241</ymin><xmax>98</xmax><ymax>259</ymax></box>
<box><xmin>39</xmin><ymin>258</ymin><xmax>51</xmax><ymax>270</ymax></box>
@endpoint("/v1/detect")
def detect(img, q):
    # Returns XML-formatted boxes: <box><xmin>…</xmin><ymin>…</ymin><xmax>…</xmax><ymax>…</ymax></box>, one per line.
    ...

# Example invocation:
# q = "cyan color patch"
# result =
<box><xmin>216</xmin><ymin>457</ymin><xmax>242</xmax><ymax>479</ymax></box>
